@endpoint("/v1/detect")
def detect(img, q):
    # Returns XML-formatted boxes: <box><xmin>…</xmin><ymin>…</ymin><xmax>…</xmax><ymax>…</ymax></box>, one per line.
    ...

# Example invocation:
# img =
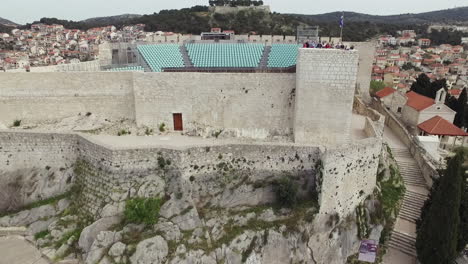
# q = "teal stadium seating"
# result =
<box><xmin>267</xmin><ymin>44</ymin><xmax>302</xmax><ymax>68</ymax></box>
<box><xmin>108</xmin><ymin>66</ymin><xmax>144</xmax><ymax>72</ymax></box>
<box><xmin>185</xmin><ymin>43</ymin><xmax>264</xmax><ymax>68</ymax></box>
<box><xmin>137</xmin><ymin>44</ymin><xmax>185</xmax><ymax>72</ymax></box>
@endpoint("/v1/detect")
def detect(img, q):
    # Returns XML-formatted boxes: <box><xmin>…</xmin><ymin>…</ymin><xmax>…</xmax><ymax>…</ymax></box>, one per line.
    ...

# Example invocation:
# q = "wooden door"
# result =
<box><xmin>173</xmin><ymin>113</ymin><xmax>183</xmax><ymax>131</ymax></box>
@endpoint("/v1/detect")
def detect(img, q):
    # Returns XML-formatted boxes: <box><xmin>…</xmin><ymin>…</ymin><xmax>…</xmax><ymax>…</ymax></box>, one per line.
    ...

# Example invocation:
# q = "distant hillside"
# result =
<box><xmin>81</xmin><ymin>14</ymin><xmax>142</xmax><ymax>25</ymax></box>
<box><xmin>297</xmin><ymin>6</ymin><xmax>468</xmax><ymax>24</ymax></box>
<box><xmin>0</xmin><ymin>17</ymin><xmax>18</xmax><ymax>27</ymax></box>
<box><xmin>8</xmin><ymin>6</ymin><xmax>468</xmax><ymax>43</ymax></box>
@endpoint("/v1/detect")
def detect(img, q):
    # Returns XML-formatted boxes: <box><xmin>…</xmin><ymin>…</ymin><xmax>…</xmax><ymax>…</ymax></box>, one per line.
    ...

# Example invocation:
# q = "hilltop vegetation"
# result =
<box><xmin>2</xmin><ymin>5</ymin><xmax>468</xmax><ymax>42</ymax></box>
<box><xmin>297</xmin><ymin>7</ymin><xmax>468</xmax><ymax>25</ymax></box>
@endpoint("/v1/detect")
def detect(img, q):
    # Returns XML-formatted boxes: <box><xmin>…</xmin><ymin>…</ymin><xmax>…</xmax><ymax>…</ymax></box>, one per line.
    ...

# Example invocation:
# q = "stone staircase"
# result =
<box><xmin>399</xmin><ymin>190</ymin><xmax>427</xmax><ymax>223</ymax></box>
<box><xmin>259</xmin><ymin>46</ymin><xmax>271</xmax><ymax>69</ymax></box>
<box><xmin>179</xmin><ymin>45</ymin><xmax>193</xmax><ymax>68</ymax></box>
<box><xmin>392</xmin><ymin>149</ymin><xmax>427</xmax><ymax>187</ymax></box>
<box><xmin>388</xmin><ymin>230</ymin><xmax>417</xmax><ymax>257</ymax></box>
<box><xmin>387</xmin><ymin>147</ymin><xmax>429</xmax><ymax>259</ymax></box>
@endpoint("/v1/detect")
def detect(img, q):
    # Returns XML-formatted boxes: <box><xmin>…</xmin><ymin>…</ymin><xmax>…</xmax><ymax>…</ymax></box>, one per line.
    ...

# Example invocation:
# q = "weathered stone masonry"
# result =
<box><xmin>0</xmin><ymin>127</ymin><xmax>382</xmax><ymax>219</ymax></box>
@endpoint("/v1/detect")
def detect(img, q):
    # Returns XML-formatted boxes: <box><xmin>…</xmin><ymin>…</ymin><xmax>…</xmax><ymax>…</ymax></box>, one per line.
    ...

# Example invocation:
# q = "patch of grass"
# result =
<box><xmin>12</xmin><ymin>119</ymin><xmax>21</xmax><ymax>127</ymax></box>
<box><xmin>54</xmin><ymin>229</ymin><xmax>81</xmax><ymax>249</ymax></box>
<box><xmin>117</xmin><ymin>129</ymin><xmax>131</xmax><ymax>136</ymax></box>
<box><xmin>124</xmin><ymin>197</ymin><xmax>164</xmax><ymax>225</ymax></box>
<box><xmin>34</xmin><ymin>230</ymin><xmax>50</xmax><ymax>240</ymax></box>
<box><xmin>380</xmin><ymin>165</ymin><xmax>405</xmax><ymax>219</ymax></box>
<box><xmin>0</xmin><ymin>192</ymin><xmax>71</xmax><ymax>217</ymax></box>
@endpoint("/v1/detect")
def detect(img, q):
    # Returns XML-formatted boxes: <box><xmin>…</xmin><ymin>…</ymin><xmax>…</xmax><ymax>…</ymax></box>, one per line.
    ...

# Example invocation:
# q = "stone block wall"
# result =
<box><xmin>294</xmin><ymin>48</ymin><xmax>359</xmax><ymax>145</ymax></box>
<box><xmin>319</xmin><ymin>137</ymin><xmax>382</xmax><ymax>217</ymax></box>
<box><xmin>133</xmin><ymin>72</ymin><xmax>296</xmax><ymax>140</ymax></box>
<box><xmin>0</xmin><ymin>128</ymin><xmax>382</xmax><ymax>220</ymax></box>
<box><xmin>0</xmin><ymin>72</ymin><xmax>135</xmax><ymax>124</ymax></box>
<box><xmin>73</xmin><ymin>139</ymin><xmax>323</xmax><ymax>217</ymax></box>
<box><xmin>0</xmin><ymin>131</ymin><xmax>78</xmax><ymax>172</ymax></box>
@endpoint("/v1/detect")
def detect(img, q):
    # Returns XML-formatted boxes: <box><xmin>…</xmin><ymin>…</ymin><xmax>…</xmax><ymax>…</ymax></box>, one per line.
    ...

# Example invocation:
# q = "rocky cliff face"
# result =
<box><xmin>0</xmin><ymin>166</ymin><xmax>75</xmax><ymax>213</ymax></box>
<box><xmin>0</xmin><ymin>154</ymin><xmax>386</xmax><ymax>264</ymax></box>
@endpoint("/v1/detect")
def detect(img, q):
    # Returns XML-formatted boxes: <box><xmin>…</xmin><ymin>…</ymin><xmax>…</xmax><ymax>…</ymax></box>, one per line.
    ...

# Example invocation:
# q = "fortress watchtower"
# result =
<box><xmin>294</xmin><ymin>48</ymin><xmax>359</xmax><ymax>145</ymax></box>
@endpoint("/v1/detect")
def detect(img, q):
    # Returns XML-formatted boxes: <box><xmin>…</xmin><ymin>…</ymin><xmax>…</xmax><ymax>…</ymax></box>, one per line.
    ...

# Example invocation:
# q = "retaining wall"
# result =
<box><xmin>370</xmin><ymin>99</ymin><xmax>439</xmax><ymax>187</ymax></box>
<box><xmin>0</xmin><ymin>129</ymin><xmax>381</xmax><ymax>219</ymax></box>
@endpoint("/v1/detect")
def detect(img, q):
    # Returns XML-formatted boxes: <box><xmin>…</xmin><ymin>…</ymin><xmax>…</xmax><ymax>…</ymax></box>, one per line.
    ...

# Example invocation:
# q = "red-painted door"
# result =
<box><xmin>173</xmin><ymin>113</ymin><xmax>183</xmax><ymax>131</ymax></box>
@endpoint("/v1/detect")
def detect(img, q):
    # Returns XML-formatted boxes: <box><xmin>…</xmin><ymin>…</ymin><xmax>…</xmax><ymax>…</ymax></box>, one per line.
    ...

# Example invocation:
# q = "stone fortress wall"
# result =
<box><xmin>0</xmin><ymin>48</ymin><xmax>383</xmax><ymax>220</ymax></box>
<box><xmin>0</xmin><ymin>49</ymin><xmax>359</xmax><ymax>143</ymax></box>
<box><xmin>0</xmin><ymin>72</ymin><xmax>135</xmax><ymax>124</ymax></box>
<box><xmin>0</xmin><ymin>123</ymin><xmax>381</xmax><ymax>219</ymax></box>
<box><xmin>133</xmin><ymin>72</ymin><xmax>296</xmax><ymax>139</ymax></box>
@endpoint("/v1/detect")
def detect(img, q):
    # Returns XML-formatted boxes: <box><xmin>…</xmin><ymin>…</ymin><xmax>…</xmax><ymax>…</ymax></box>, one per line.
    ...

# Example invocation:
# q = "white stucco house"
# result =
<box><xmin>401</xmin><ymin>89</ymin><xmax>456</xmax><ymax>127</ymax></box>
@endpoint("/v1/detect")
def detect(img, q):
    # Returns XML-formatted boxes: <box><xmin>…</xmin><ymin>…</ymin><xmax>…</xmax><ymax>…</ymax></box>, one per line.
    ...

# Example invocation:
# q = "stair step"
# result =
<box><xmin>403</xmin><ymin>198</ymin><xmax>424</xmax><ymax>208</ymax></box>
<box><xmin>401</xmin><ymin>202</ymin><xmax>424</xmax><ymax>212</ymax></box>
<box><xmin>390</xmin><ymin>231</ymin><xmax>416</xmax><ymax>245</ymax></box>
<box><xmin>388</xmin><ymin>241</ymin><xmax>417</xmax><ymax>257</ymax></box>
<box><xmin>406</xmin><ymin>190</ymin><xmax>427</xmax><ymax>197</ymax></box>
<box><xmin>399</xmin><ymin>207</ymin><xmax>422</xmax><ymax>218</ymax></box>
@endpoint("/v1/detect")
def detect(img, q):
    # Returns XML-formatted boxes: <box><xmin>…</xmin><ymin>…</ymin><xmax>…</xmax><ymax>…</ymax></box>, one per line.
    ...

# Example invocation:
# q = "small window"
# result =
<box><xmin>436</xmin><ymin>106</ymin><xmax>441</xmax><ymax>110</ymax></box>
<box><xmin>397</xmin><ymin>107</ymin><xmax>402</xmax><ymax>113</ymax></box>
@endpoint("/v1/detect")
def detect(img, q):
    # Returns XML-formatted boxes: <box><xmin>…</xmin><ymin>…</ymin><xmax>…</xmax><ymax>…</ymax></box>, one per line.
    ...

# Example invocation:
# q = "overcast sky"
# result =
<box><xmin>2</xmin><ymin>0</ymin><xmax>467</xmax><ymax>24</ymax></box>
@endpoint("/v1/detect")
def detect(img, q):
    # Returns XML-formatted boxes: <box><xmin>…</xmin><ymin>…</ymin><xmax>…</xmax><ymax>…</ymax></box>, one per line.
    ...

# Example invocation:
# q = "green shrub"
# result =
<box><xmin>117</xmin><ymin>129</ymin><xmax>131</xmax><ymax>136</ymax></box>
<box><xmin>274</xmin><ymin>176</ymin><xmax>298</xmax><ymax>208</ymax></box>
<box><xmin>213</xmin><ymin>130</ymin><xmax>223</xmax><ymax>138</ymax></box>
<box><xmin>12</xmin><ymin>119</ymin><xmax>21</xmax><ymax>127</ymax></box>
<box><xmin>34</xmin><ymin>230</ymin><xmax>50</xmax><ymax>240</ymax></box>
<box><xmin>145</xmin><ymin>127</ymin><xmax>153</xmax><ymax>136</ymax></box>
<box><xmin>124</xmin><ymin>198</ymin><xmax>163</xmax><ymax>225</ymax></box>
<box><xmin>159</xmin><ymin>123</ymin><xmax>166</xmax><ymax>132</ymax></box>
<box><xmin>157</xmin><ymin>157</ymin><xmax>167</xmax><ymax>169</ymax></box>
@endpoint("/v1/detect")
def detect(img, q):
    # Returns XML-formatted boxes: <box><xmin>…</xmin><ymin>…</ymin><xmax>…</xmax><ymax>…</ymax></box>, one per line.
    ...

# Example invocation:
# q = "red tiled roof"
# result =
<box><xmin>376</xmin><ymin>87</ymin><xmax>396</xmax><ymax>98</ymax></box>
<box><xmin>449</xmin><ymin>89</ymin><xmax>462</xmax><ymax>96</ymax></box>
<box><xmin>405</xmin><ymin>91</ymin><xmax>434</xmax><ymax>111</ymax></box>
<box><xmin>418</xmin><ymin>116</ymin><xmax>468</xmax><ymax>136</ymax></box>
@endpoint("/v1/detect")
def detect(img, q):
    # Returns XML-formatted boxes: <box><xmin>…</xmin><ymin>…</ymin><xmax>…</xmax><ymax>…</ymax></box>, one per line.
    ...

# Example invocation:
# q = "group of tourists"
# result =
<box><xmin>302</xmin><ymin>41</ymin><xmax>354</xmax><ymax>50</ymax></box>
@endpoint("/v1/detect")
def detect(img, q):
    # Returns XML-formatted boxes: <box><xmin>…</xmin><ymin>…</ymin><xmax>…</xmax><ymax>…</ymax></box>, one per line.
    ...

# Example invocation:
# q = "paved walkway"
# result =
<box><xmin>382</xmin><ymin>126</ymin><xmax>430</xmax><ymax>264</ymax></box>
<box><xmin>88</xmin><ymin>114</ymin><xmax>369</xmax><ymax>149</ymax></box>
<box><xmin>0</xmin><ymin>236</ymin><xmax>49</xmax><ymax>264</ymax></box>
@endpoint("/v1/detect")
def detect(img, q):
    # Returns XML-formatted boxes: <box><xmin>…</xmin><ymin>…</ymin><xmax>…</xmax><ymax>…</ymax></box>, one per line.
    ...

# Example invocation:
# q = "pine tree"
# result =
<box><xmin>416</xmin><ymin>152</ymin><xmax>464</xmax><ymax>264</ymax></box>
<box><xmin>411</xmin><ymin>74</ymin><xmax>431</xmax><ymax>98</ymax></box>
<box><xmin>454</xmin><ymin>88</ymin><xmax>467</xmax><ymax>128</ymax></box>
<box><xmin>457</xmin><ymin>159</ymin><xmax>468</xmax><ymax>252</ymax></box>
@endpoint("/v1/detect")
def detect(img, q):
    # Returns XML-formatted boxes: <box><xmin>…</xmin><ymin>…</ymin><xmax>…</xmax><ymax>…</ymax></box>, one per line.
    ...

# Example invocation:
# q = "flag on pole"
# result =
<box><xmin>339</xmin><ymin>14</ymin><xmax>344</xmax><ymax>28</ymax></box>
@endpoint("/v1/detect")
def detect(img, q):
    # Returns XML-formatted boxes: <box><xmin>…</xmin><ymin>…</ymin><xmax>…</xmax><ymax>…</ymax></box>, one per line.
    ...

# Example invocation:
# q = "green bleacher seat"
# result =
<box><xmin>108</xmin><ymin>66</ymin><xmax>144</xmax><ymax>72</ymax></box>
<box><xmin>137</xmin><ymin>44</ymin><xmax>184</xmax><ymax>72</ymax></box>
<box><xmin>267</xmin><ymin>44</ymin><xmax>301</xmax><ymax>68</ymax></box>
<box><xmin>185</xmin><ymin>43</ymin><xmax>264</xmax><ymax>68</ymax></box>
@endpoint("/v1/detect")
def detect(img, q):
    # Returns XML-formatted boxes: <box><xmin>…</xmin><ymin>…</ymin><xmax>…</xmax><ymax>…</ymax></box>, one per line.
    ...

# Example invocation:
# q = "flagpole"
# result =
<box><xmin>340</xmin><ymin>12</ymin><xmax>344</xmax><ymax>42</ymax></box>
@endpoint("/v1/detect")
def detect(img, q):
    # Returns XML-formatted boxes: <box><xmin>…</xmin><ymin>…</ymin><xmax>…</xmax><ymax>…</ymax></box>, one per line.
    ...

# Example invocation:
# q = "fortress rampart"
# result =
<box><xmin>0</xmin><ymin>49</ymin><xmax>359</xmax><ymax>144</ymax></box>
<box><xmin>0</xmin><ymin>48</ymin><xmax>383</xmax><ymax>220</ymax></box>
<box><xmin>0</xmin><ymin>125</ymin><xmax>381</xmax><ymax>218</ymax></box>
